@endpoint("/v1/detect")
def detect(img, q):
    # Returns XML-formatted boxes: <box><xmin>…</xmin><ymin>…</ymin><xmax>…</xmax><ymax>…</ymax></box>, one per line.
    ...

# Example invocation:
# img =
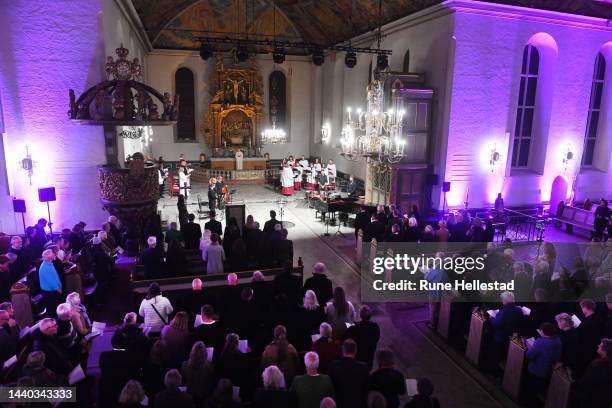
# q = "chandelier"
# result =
<box><xmin>261</xmin><ymin>119</ymin><xmax>287</xmax><ymax>144</ymax></box>
<box><xmin>339</xmin><ymin>78</ymin><xmax>406</xmax><ymax>164</ymax></box>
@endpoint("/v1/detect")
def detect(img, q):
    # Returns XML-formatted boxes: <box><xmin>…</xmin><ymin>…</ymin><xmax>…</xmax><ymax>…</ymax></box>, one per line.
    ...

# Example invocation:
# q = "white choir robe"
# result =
<box><xmin>298</xmin><ymin>159</ymin><xmax>309</xmax><ymax>168</ymax></box>
<box><xmin>281</xmin><ymin>167</ymin><xmax>295</xmax><ymax>196</ymax></box>
<box><xmin>326</xmin><ymin>164</ymin><xmax>337</xmax><ymax>188</ymax></box>
<box><xmin>294</xmin><ymin>167</ymin><xmax>303</xmax><ymax>190</ymax></box>
<box><xmin>179</xmin><ymin>168</ymin><xmax>191</xmax><ymax>197</ymax></box>
<box><xmin>235</xmin><ymin>150</ymin><xmax>244</xmax><ymax>170</ymax></box>
<box><xmin>307</xmin><ymin>164</ymin><xmax>321</xmax><ymax>190</ymax></box>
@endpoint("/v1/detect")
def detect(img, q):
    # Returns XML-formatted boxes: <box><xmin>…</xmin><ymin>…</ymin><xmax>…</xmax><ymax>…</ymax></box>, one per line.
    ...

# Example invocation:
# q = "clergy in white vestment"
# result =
<box><xmin>281</xmin><ymin>164</ymin><xmax>295</xmax><ymax>196</ymax></box>
<box><xmin>235</xmin><ymin>149</ymin><xmax>244</xmax><ymax>170</ymax></box>
<box><xmin>178</xmin><ymin>159</ymin><xmax>192</xmax><ymax>198</ymax></box>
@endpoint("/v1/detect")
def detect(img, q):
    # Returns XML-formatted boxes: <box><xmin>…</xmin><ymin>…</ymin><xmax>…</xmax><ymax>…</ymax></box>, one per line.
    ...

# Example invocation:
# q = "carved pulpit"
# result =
<box><xmin>202</xmin><ymin>56</ymin><xmax>264</xmax><ymax>153</ymax></box>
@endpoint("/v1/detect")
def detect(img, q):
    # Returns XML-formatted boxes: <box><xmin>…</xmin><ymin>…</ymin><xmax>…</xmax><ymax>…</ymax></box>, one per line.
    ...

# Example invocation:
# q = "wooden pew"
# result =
<box><xmin>465</xmin><ymin>309</ymin><xmax>486</xmax><ymax>366</ymax></box>
<box><xmin>502</xmin><ymin>336</ymin><xmax>527</xmax><ymax>401</ymax></box>
<box><xmin>436</xmin><ymin>292</ymin><xmax>455</xmax><ymax>341</ymax></box>
<box><xmin>10</xmin><ymin>282</ymin><xmax>33</xmax><ymax>328</ymax></box>
<box><xmin>544</xmin><ymin>365</ymin><xmax>572</xmax><ymax>408</ymax></box>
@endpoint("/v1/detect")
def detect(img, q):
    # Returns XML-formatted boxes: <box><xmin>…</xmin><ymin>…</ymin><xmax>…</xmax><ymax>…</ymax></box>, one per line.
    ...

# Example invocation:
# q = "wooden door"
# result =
<box><xmin>393</xmin><ymin>166</ymin><xmax>428</xmax><ymax>214</ymax></box>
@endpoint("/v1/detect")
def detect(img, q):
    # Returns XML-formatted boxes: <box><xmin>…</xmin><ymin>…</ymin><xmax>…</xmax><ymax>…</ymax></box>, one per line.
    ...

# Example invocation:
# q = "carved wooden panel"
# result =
<box><xmin>175</xmin><ymin>67</ymin><xmax>196</xmax><ymax>141</ymax></box>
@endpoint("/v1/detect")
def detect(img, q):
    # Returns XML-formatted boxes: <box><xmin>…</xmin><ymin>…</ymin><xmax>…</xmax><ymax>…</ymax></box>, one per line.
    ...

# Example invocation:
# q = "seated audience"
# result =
<box><xmin>262</xmin><ymin>325</ymin><xmax>300</xmax><ymax>384</ymax></box>
<box><xmin>161</xmin><ymin>311</ymin><xmax>191</xmax><ymax>366</ymax></box>
<box><xmin>328</xmin><ymin>339</ymin><xmax>369</xmax><ymax>408</ymax></box>
<box><xmin>290</xmin><ymin>351</ymin><xmax>335</xmax><ymax>408</ymax></box>
<box><xmin>312</xmin><ymin>323</ymin><xmax>341</xmax><ymax>374</ymax></box>
<box><xmin>117</xmin><ymin>380</ymin><xmax>147</xmax><ymax>408</ymax></box>
<box><xmin>343</xmin><ymin>305</ymin><xmax>380</xmax><ymax>369</ymax></box>
<box><xmin>181</xmin><ymin>341</ymin><xmax>215</xmax><ymax>405</ymax></box>
<box><xmin>404</xmin><ymin>378</ymin><xmax>440</xmax><ymax>408</ymax></box>
<box><xmin>139</xmin><ymin>282</ymin><xmax>174</xmax><ymax>335</ymax></box>
<box><xmin>154</xmin><ymin>368</ymin><xmax>195</xmax><ymax>408</ymax></box>
<box><xmin>304</xmin><ymin>262</ymin><xmax>333</xmax><ymax>306</ymax></box>
<box><xmin>141</xmin><ymin>236</ymin><xmax>165</xmax><ymax>279</ymax></box>
<box><xmin>203</xmin><ymin>233</ymin><xmax>225</xmax><ymax>275</ymax></box>
<box><xmin>368</xmin><ymin>349</ymin><xmax>406</xmax><ymax>408</ymax></box>
<box><xmin>325</xmin><ymin>287</ymin><xmax>356</xmax><ymax>339</ymax></box>
<box><xmin>253</xmin><ymin>365</ymin><xmax>290</xmax><ymax>408</ymax></box>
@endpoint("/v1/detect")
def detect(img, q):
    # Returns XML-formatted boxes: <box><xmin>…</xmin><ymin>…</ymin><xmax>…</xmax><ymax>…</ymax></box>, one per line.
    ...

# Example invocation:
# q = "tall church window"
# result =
<box><xmin>175</xmin><ymin>67</ymin><xmax>195</xmax><ymax>141</ymax></box>
<box><xmin>582</xmin><ymin>53</ymin><xmax>606</xmax><ymax>167</ymax></box>
<box><xmin>512</xmin><ymin>45</ymin><xmax>539</xmax><ymax>168</ymax></box>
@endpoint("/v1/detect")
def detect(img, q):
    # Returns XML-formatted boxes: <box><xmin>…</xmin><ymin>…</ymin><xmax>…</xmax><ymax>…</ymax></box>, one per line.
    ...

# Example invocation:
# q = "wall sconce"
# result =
<box><xmin>20</xmin><ymin>146</ymin><xmax>34</xmax><ymax>186</ymax></box>
<box><xmin>489</xmin><ymin>144</ymin><xmax>500</xmax><ymax>173</ymax></box>
<box><xmin>321</xmin><ymin>122</ymin><xmax>331</xmax><ymax>144</ymax></box>
<box><xmin>562</xmin><ymin>144</ymin><xmax>573</xmax><ymax>172</ymax></box>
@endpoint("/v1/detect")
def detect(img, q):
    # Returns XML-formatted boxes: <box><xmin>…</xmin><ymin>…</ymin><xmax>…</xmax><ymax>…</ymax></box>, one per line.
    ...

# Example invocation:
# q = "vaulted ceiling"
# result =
<box><xmin>129</xmin><ymin>0</ymin><xmax>612</xmax><ymax>52</ymax></box>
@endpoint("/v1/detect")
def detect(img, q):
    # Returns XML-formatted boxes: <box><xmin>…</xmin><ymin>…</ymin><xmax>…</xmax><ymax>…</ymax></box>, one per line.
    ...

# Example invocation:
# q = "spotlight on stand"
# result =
<box><xmin>199</xmin><ymin>43</ymin><xmax>212</xmax><ymax>61</ymax></box>
<box><xmin>376</xmin><ymin>53</ymin><xmax>388</xmax><ymax>71</ymax></box>
<box><xmin>273</xmin><ymin>48</ymin><xmax>285</xmax><ymax>64</ymax></box>
<box><xmin>345</xmin><ymin>51</ymin><xmax>357</xmax><ymax>68</ymax></box>
<box><xmin>236</xmin><ymin>45</ymin><xmax>249</xmax><ymax>62</ymax></box>
<box><xmin>312</xmin><ymin>49</ymin><xmax>325</xmax><ymax>66</ymax></box>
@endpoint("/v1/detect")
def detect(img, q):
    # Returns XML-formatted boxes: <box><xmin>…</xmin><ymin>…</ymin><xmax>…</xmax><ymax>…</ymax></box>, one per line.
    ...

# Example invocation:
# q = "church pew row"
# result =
<box><xmin>436</xmin><ymin>296</ymin><xmax>573</xmax><ymax>407</ymax></box>
<box><xmin>130</xmin><ymin>264</ymin><xmax>304</xmax><ymax>309</ymax></box>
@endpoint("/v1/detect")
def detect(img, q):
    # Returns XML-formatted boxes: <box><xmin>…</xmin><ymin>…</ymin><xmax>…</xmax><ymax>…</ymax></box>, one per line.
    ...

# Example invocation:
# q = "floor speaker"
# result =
<box><xmin>38</xmin><ymin>187</ymin><xmax>56</xmax><ymax>202</ymax></box>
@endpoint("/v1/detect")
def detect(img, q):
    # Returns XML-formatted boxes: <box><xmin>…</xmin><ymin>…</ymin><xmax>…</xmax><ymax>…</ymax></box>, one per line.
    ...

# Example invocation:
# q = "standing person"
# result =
<box><xmin>177</xmin><ymin>195</ymin><xmax>189</xmax><ymax>231</ymax></box>
<box><xmin>158</xmin><ymin>158</ymin><xmax>168</xmax><ymax>198</ymax></box>
<box><xmin>38</xmin><ymin>249</ymin><xmax>62</xmax><ymax>316</ymax></box>
<box><xmin>207</xmin><ymin>178</ymin><xmax>217</xmax><ymax>214</ymax></box>
<box><xmin>281</xmin><ymin>164</ymin><xmax>295</xmax><ymax>196</ymax></box>
<box><xmin>203</xmin><ymin>233</ymin><xmax>225</xmax><ymax>275</ymax></box>
<box><xmin>494</xmin><ymin>193</ymin><xmax>504</xmax><ymax>213</ymax></box>
<box><xmin>368</xmin><ymin>349</ymin><xmax>406</xmax><ymax>408</ymax></box>
<box><xmin>304</xmin><ymin>262</ymin><xmax>333</xmax><ymax>306</ymax></box>
<box><xmin>524</xmin><ymin>322</ymin><xmax>562</xmax><ymax>402</ymax></box>
<box><xmin>328</xmin><ymin>339</ymin><xmax>370</xmax><ymax>408</ymax></box>
<box><xmin>204</xmin><ymin>212</ymin><xmax>223</xmax><ymax>237</ymax></box>
<box><xmin>594</xmin><ymin>199</ymin><xmax>610</xmax><ymax>241</ymax></box>
<box><xmin>182</xmin><ymin>214</ymin><xmax>202</xmax><ymax>250</ymax></box>
<box><xmin>263</xmin><ymin>211</ymin><xmax>281</xmax><ymax>236</ymax></box>
<box><xmin>342</xmin><ymin>305</ymin><xmax>380</xmax><ymax>369</ymax></box>
<box><xmin>354</xmin><ymin>208</ymin><xmax>371</xmax><ymax>240</ymax></box>
<box><xmin>215</xmin><ymin>176</ymin><xmax>224</xmax><ymax>209</ymax></box>
<box><xmin>91</xmin><ymin>236</ymin><xmax>113</xmax><ymax>305</ymax></box>
<box><xmin>138</xmin><ymin>282</ymin><xmax>173</xmax><ymax>335</ymax></box>
<box><xmin>178</xmin><ymin>159</ymin><xmax>192</xmax><ymax>198</ymax></box>
<box><xmin>325</xmin><ymin>287</ymin><xmax>356</xmax><ymax>339</ymax></box>
<box><xmin>290</xmin><ymin>352</ymin><xmax>335</xmax><ymax>408</ymax></box>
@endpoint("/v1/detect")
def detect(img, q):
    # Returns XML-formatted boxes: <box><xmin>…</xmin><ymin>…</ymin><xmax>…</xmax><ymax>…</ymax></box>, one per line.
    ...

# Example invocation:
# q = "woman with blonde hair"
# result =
<box><xmin>261</xmin><ymin>325</ymin><xmax>299</xmax><ymax>384</ymax></box>
<box><xmin>117</xmin><ymin>380</ymin><xmax>146</xmax><ymax>408</ymax></box>
<box><xmin>253</xmin><ymin>365</ymin><xmax>290</xmax><ymax>407</ymax></box>
<box><xmin>296</xmin><ymin>290</ymin><xmax>325</xmax><ymax>350</ymax></box>
<box><xmin>66</xmin><ymin>291</ymin><xmax>92</xmax><ymax>336</ymax></box>
<box><xmin>161</xmin><ymin>311</ymin><xmax>191</xmax><ymax>365</ymax></box>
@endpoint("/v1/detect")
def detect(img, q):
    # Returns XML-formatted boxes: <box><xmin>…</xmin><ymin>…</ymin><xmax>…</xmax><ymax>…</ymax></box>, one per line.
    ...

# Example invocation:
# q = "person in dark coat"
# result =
<box><xmin>368</xmin><ymin>349</ymin><xmax>406</xmax><ymax>408</ymax></box>
<box><xmin>328</xmin><ymin>339</ymin><xmax>369</xmax><ymax>408</ymax></box>
<box><xmin>274</xmin><ymin>229</ymin><xmax>294</xmax><ymax>266</ymax></box>
<box><xmin>342</xmin><ymin>305</ymin><xmax>380</xmax><ymax>369</ymax></box>
<box><xmin>593</xmin><ymin>199</ymin><xmax>610</xmax><ymax>241</ymax></box>
<box><xmin>404</xmin><ymin>378</ymin><xmax>441</xmax><ymax>408</ymax></box>
<box><xmin>364</xmin><ymin>214</ymin><xmax>386</xmax><ymax>243</ymax></box>
<box><xmin>154</xmin><ymin>369</ymin><xmax>195</xmax><ymax>408</ymax></box>
<box><xmin>204</xmin><ymin>212</ymin><xmax>223</xmax><ymax>237</ymax></box>
<box><xmin>140</xmin><ymin>236</ymin><xmax>165</xmax><ymax>279</ymax></box>
<box><xmin>9</xmin><ymin>236</ymin><xmax>31</xmax><ymax>284</ymax></box>
<box><xmin>354</xmin><ymin>208</ymin><xmax>371</xmax><ymax>239</ymax></box>
<box><xmin>111</xmin><ymin>312</ymin><xmax>148</xmax><ymax>368</ymax></box>
<box><xmin>99</xmin><ymin>350</ymin><xmax>141</xmax><ymax>408</ymax></box>
<box><xmin>216</xmin><ymin>333</ymin><xmax>250</xmax><ymax>389</ymax></box>
<box><xmin>165</xmin><ymin>239</ymin><xmax>187</xmax><ymax>277</ymax></box>
<box><xmin>193</xmin><ymin>305</ymin><xmax>225</xmax><ymax>354</ymax></box>
<box><xmin>0</xmin><ymin>309</ymin><xmax>19</xmax><ymax>364</ymax></box>
<box><xmin>273</xmin><ymin>261</ymin><xmax>302</xmax><ymax>307</ymax></box>
<box><xmin>253</xmin><ymin>365</ymin><xmax>291</xmax><ymax>408</ymax></box>
<box><xmin>303</xmin><ymin>262</ymin><xmax>333</xmax><ymax>306</ymax></box>
<box><xmin>182</xmin><ymin>214</ymin><xmax>202</xmax><ymax>250</ymax></box>
<box><xmin>183</xmin><ymin>279</ymin><xmax>218</xmax><ymax>326</ymax></box>
<box><xmin>32</xmin><ymin>318</ymin><xmax>72</xmax><ymax>375</ymax></box>
<box><xmin>576</xmin><ymin>298</ymin><xmax>606</xmax><ymax>376</ymax></box>
<box><xmin>223</xmin><ymin>217</ymin><xmax>242</xmax><ymax>258</ymax></box>
<box><xmin>572</xmin><ymin>338</ymin><xmax>612</xmax><ymax>408</ymax></box>
<box><xmin>489</xmin><ymin>291</ymin><xmax>524</xmax><ymax>361</ymax></box>
<box><xmin>177</xmin><ymin>194</ymin><xmax>189</xmax><ymax>231</ymax></box>
<box><xmin>244</xmin><ymin>221</ymin><xmax>264</xmax><ymax>256</ymax></box>
<box><xmin>91</xmin><ymin>236</ymin><xmax>113</xmax><ymax>304</ymax></box>
<box><xmin>263</xmin><ymin>210</ymin><xmax>282</xmax><ymax>236</ymax></box>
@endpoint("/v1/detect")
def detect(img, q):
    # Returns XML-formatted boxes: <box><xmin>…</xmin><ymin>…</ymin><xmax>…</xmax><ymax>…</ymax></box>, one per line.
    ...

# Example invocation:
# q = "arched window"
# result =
<box><xmin>175</xmin><ymin>67</ymin><xmax>195</xmax><ymax>141</ymax></box>
<box><xmin>582</xmin><ymin>53</ymin><xmax>606</xmax><ymax>167</ymax></box>
<box><xmin>512</xmin><ymin>45</ymin><xmax>539</xmax><ymax>168</ymax></box>
<box><xmin>268</xmin><ymin>71</ymin><xmax>286</xmax><ymax>127</ymax></box>
<box><xmin>403</xmin><ymin>50</ymin><xmax>410</xmax><ymax>73</ymax></box>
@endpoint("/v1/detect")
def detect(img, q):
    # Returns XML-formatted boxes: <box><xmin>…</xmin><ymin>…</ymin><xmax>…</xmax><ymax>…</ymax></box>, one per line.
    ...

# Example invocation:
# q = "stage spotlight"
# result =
<box><xmin>376</xmin><ymin>53</ymin><xmax>389</xmax><ymax>71</ymax></box>
<box><xmin>312</xmin><ymin>49</ymin><xmax>324</xmax><ymax>66</ymax></box>
<box><xmin>273</xmin><ymin>48</ymin><xmax>285</xmax><ymax>64</ymax></box>
<box><xmin>236</xmin><ymin>45</ymin><xmax>249</xmax><ymax>62</ymax></box>
<box><xmin>345</xmin><ymin>51</ymin><xmax>357</xmax><ymax>68</ymax></box>
<box><xmin>199</xmin><ymin>43</ymin><xmax>212</xmax><ymax>61</ymax></box>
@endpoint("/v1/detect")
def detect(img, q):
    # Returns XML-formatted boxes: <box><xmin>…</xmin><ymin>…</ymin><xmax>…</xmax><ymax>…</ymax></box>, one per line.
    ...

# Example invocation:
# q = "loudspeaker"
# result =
<box><xmin>442</xmin><ymin>182</ymin><xmax>451</xmax><ymax>193</ymax></box>
<box><xmin>426</xmin><ymin>174</ymin><xmax>439</xmax><ymax>186</ymax></box>
<box><xmin>12</xmin><ymin>199</ymin><xmax>26</xmax><ymax>213</ymax></box>
<box><xmin>38</xmin><ymin>187</ymin><xmax>56</xmax><ymax>202</ymax></box>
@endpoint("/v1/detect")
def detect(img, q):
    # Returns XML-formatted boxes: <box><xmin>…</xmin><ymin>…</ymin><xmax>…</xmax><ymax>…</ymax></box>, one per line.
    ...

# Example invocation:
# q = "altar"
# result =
<box><xmin>210</xmin><ymin>157</ymin><xmax>267</xmax><ymax>171</ymax></box>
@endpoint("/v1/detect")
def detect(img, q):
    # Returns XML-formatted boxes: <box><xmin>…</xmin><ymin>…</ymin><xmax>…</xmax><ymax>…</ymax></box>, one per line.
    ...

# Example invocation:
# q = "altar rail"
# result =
<box><xmin>191</xmin><ymin>168</ymin><xmax>280</xmax><ymax>184</ymax></box>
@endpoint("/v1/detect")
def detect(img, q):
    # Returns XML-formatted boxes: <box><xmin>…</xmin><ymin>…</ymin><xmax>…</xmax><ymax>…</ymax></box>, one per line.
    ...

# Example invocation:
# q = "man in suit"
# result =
<box><xmin>364</xmin><ymin>214</ymin><xmax>385</xmax><ymax>242</ymax></box>
<box><xmin>576</xmin><ymin>298</ymin><xmax>606</xmax><ymax>376</ymax></box>
<box><xmin>204</xmin><ymin>212</ymin><xmax>222</xmax><ymax>237</ymax></box>
<box><xmin>182</xmin><ymin>214</ymin><xmax>202</xmax><ymax>250</ymax></box>
<box><xmin>342</xmin><ymin>305</ymin><xmax>380</xmax><ymax>369</ymax></box>
<box><xmin>368</xmin><ymin>349</ymin><xmax>406</xmax><ymax>408</ymax></box>
<box><xmin>263</xmin><ymin>210</ymin><xmax>281</xmax><ymax>235</ymax></box>
<box><xmin>354</xmin><ymin>208</ymin><xmax>370</xmax><ymax>240</ymax></box>
<box><xmin>328</xmin><ymin>339</ymin><xmax>369</xmax><ymax>408</ymax></box>
<box><xmin>140</xmin><ymin>236</ymin><xmax>165</xmax><ymax>279</ymax></box>
<box><xmin>273</xmin><ymin>260</ymin><xmax>302</xmax><ymax>306</ymax></box>
<box><xmin>274</xmin><ymin>228</ymin><xmax>294</xmax><ymax>265</ymax></box>
<box><xmin>303</xmin><ymin>262</ymin><xmax>333</xmax><ymax>306</ymax></box>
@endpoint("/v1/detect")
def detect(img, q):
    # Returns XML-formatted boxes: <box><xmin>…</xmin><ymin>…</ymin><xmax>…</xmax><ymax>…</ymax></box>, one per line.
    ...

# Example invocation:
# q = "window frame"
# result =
<box><xmin>581</xmin><ymin>53</ymin><xmax>606</xmax><ymax>168</ymax></box>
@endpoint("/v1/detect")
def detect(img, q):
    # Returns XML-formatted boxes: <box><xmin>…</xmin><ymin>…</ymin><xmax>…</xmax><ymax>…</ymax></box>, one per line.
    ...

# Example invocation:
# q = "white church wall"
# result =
<box><xmin>0</xmin><ymin>0</ymin><xmax>137</xmax><ymax>234</ymax></box>
<box><xmin>444</xmin><ymin>3</ymin><xmax>612</xmax><ymax>209</ymax></box>
<box><xmin>145</xmin><ymin>52</ymin><xmax>313</xmax><ymax>162</ymax></box>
